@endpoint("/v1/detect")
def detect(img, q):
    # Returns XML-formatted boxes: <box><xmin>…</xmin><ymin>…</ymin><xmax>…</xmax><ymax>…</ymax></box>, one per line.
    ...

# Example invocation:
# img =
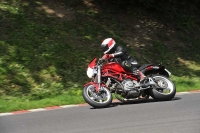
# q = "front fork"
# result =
<box><xmin>84</xmin><ymin>65</ymin><xmax>102</xmax><ymax>92</ymax></box>
<box><xmin>97</xmin><ymin>65</ymin><xmax>102</xmax><ymax>91</ymax></box>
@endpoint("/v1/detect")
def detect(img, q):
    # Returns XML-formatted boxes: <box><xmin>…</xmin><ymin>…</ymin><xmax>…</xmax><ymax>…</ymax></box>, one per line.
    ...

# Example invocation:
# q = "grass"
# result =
<box><xmin>0</xmin><ymin>89</ymin><xmax>85</xmax><ymax>113</ymax></box>
<box><xmin>0</xmin><ymin>0</ymin><xmax>200</xmax><ymax>113</ymax></box>
<box><xmin>172</xmin><ymin>76</ymin><xmax>200</xmax><ymax>92</ymax></box>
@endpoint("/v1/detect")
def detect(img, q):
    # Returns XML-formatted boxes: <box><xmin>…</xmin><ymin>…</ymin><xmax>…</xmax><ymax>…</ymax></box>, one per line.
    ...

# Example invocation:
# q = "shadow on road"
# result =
<box><xmin>110</xmin><ymin>97</ymin><xmax>182</xmax><ymax>108</ymax></box>
<box><xmin>90</xmin><ymin>97</ymin><xmax>182</xmax><ymax>109</ymax></box>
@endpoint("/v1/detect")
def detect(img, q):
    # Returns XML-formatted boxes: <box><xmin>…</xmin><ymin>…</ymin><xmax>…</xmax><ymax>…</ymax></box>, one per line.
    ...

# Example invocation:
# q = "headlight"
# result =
<box><xmin>87</xmin><ymin>67</ymin><xmax>94</xmax><ymax>78</ymax></box>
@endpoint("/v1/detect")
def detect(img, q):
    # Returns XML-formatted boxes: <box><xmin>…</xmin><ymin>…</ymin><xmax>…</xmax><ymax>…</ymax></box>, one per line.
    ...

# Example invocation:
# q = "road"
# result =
<box><xmin>0</xmin><ymin>92</ymin><xmax>200</xmax><ymax>133</ymax></box>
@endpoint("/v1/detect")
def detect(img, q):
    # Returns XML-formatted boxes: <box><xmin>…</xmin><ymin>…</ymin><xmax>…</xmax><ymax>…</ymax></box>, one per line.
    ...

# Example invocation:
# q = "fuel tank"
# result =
<box><xmin>102</xmin><ymin>62</ymin><xmax>127</xmax><ymax>73</ymax></box>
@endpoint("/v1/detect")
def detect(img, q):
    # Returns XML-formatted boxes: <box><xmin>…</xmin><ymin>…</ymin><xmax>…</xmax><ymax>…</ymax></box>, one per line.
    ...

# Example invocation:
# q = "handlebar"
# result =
<box><xmin>98</xmin><ymin>58</ymin><xmax>104</xmax><ymax>64</ymax></box>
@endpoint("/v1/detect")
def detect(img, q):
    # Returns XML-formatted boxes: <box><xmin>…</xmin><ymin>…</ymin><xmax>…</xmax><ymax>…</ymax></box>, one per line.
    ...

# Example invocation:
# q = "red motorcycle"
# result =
<box><xmin>82</xmin><ymin>58</ymin><xmax>176</xmax><ymax>108</ymax></box>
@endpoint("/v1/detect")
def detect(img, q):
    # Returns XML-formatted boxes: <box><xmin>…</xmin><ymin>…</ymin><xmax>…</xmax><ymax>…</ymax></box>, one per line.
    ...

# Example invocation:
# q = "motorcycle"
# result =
<box><xmin>82</xmin><ymin>58</ymin><xmax>176</xmax><ymax>108</ymax></box>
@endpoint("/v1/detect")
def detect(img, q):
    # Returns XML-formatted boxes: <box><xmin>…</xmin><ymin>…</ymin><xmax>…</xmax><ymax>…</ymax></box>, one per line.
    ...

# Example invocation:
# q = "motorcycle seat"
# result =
<box><xmin>138</xmin><ymin>64</ymin><xmax>153</xmax><ymax>71</ymax></box>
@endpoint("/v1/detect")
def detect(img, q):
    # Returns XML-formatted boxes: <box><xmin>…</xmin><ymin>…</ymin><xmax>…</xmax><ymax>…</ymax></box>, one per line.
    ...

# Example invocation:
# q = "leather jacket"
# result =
<box><xmin>108</xmin><ymin>46</ymin><xmax>133</xmax><ymax>63</ymax></box>
<box><xmin>108</xmin><ymin>46</ymin><xmax>139</xmax><ymax>72</ymax></box>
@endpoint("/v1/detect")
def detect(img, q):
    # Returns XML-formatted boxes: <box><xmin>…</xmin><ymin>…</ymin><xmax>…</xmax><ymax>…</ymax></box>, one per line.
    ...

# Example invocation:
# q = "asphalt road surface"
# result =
<box><xmin>1</xmin><ymin>92</ymin><xmax>200</xmax><ymax>133</ymax></box>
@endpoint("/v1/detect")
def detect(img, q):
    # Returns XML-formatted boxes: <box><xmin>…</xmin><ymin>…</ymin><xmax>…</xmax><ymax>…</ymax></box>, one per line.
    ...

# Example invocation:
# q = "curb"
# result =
<box><xmin>0</xmin><ymin>103</ymin><xmax>88</xmax><ymax>117</ymax></box>
<box><xmin>0</xmin><ymin>104</ymin><xmax>86</xmax><ymax>117</ymax></box>
<box><xmin>0</xmin><ymin>90</ymin><xmax>200</xmax><ymax>117</ymax></box>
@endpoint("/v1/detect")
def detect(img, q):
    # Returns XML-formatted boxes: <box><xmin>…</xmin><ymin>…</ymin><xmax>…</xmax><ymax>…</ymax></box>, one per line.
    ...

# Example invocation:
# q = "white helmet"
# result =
<box><xmin>101</xmin><ymin>38</ymin><xmax>116</xmax><ymax>54</ymax></box>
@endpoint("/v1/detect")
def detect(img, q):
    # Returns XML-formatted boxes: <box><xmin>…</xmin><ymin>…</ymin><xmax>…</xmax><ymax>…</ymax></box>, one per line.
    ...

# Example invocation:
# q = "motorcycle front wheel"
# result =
<box><xmin>82</xmin><ymin>84</ymin><xmax>112</xmax><ymax>108</ymax></box>
<box><xmin>148</xmin><ymin>75</ymin><xmax>176</xmax><ymax>101</ymax></box>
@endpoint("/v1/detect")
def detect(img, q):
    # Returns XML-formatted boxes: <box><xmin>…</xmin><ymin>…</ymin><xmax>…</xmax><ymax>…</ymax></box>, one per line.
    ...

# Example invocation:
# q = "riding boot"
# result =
<box><xmin>133</xmin><ymin>70</ymin><xmax>146</xmax><ymax>82</ymax></box>
<box><xmin>138</xmin><ymin>70</ymin><xmax>146</xmax><ymax>82</ymax></box>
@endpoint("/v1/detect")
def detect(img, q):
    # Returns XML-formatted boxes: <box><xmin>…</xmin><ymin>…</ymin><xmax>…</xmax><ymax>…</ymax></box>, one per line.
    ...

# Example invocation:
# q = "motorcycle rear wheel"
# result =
<box><xmin>82</xmin><ymin>84</ymin><xmax>112</xmax><ymax>108</ymax></box>
<box><xmin>148</xmin><ymin>75</ymin><xmax>176</xmax><ymax>101</ymax></box>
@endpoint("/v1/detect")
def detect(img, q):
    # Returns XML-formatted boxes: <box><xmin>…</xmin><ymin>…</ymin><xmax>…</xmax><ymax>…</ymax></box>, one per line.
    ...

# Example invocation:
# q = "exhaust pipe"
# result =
<box><xmin>139</xmin><ymin>78</ymin><xmax>156</xmax><ymax>90</ymax></box>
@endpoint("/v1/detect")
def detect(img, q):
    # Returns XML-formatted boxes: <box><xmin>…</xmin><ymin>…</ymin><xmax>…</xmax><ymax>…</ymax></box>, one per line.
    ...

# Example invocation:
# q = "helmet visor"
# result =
<box><xmin>101</xmin><ymin>44</ymin><xmax>108</xmax><ymax>53</ymax></box>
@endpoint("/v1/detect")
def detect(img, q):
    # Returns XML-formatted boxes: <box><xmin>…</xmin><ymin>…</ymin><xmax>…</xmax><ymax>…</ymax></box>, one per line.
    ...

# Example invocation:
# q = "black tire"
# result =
<box><xmin>82</xmin><ymin>84</ymin><xmax>112</xmax><ymax>108</ymax></box>
<box><xmin>148</xmin><ymin>75</ymin><xmax>176</xmax><ymax>101</ymax></box>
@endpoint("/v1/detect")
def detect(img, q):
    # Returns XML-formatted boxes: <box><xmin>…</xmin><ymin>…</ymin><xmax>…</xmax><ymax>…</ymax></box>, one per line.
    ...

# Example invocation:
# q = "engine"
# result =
<box><xmin>121</xmin><ymin>79</ymin><xmax>138</xmax><ymax>91</ymax></box>
<box><xmin>121</xmin><ymin>79</ymin><xmax>140</xmax><ymax>98</ymax></box>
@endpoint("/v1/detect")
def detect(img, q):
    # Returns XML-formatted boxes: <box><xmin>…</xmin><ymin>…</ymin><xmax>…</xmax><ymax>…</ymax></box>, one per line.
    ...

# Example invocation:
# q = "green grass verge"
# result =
<box><xmin>0</xmin><ymin>89</ymin><xmax>85</xmax><ymax>113</ymax></box>
<box><xmin>172</xmin><ymin>76</ymin><xmax>200</xmax><ymax>92</ymax></box>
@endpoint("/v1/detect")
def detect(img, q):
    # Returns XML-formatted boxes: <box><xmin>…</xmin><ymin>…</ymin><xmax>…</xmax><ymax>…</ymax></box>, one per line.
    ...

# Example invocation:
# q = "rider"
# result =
<box><xmin>101</xmin><ymin>38</ymin><xmax>146</xmax><ymax>82</ymax></box>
